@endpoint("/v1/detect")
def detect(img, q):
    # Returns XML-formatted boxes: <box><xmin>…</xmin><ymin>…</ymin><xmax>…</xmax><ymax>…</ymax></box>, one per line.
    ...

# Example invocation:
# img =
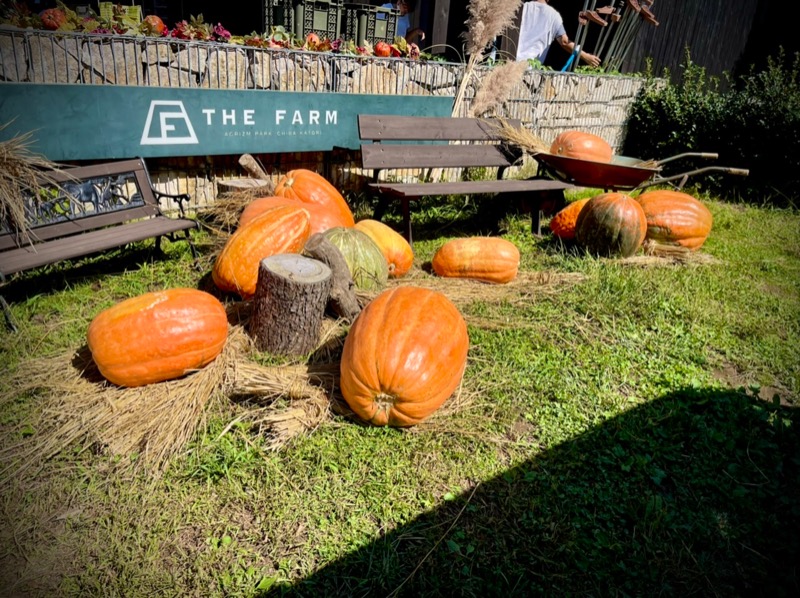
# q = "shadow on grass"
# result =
<box><xmin>372</xmin><ymin>192</ymin><xmax>565</xmax><ymax>245</ymax></box>
<box><xmin>0</xmin><ymin>243</ymin><xmax>196</xmax><ymax>307</ymax></box>
<box><xmin>271</xmin><ymin>387</ymin><xmax>799</xmax><ymax>597</ymax></box>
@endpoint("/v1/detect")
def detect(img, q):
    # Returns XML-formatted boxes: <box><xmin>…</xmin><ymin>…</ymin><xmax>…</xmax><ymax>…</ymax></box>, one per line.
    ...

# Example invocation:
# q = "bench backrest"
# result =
<box><xmin>0</xmin><ymin>158</ymin><xmax>160</xmax><ymax>251</ymax></box>
<box><xmin>358</xmin><ymin>115</ymin><xmax>523</xmax><ymax>171</ymax></box>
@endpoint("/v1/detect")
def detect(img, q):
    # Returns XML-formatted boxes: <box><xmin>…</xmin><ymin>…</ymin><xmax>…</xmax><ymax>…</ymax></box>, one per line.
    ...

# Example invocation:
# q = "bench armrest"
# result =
<box><xmin>153</xmin><ymin>188</ymin><xmax>192</xmax><ymax>218</ymax></box>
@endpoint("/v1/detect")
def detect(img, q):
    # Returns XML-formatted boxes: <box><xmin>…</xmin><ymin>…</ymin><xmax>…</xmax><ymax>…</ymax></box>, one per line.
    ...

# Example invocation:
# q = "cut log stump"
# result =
<box><xmin>249</xmin><ymin>254</ymin><xmax>333</xmax><ymax>356</ymax></box>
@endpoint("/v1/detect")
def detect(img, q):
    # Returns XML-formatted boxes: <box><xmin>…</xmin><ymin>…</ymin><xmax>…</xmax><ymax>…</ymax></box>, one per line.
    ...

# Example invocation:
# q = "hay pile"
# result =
<box><xmin>1</xmin><ymin>269</ymin><xmax>587</xmax><ymax>480</ymax></box>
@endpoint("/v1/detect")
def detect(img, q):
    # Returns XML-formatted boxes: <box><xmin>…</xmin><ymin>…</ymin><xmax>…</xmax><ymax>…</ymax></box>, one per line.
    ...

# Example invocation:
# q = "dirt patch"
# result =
<box><xmin>712</xmin><ymin>362</ymin><xmax>796</xmax><ymax>407</ymax></box>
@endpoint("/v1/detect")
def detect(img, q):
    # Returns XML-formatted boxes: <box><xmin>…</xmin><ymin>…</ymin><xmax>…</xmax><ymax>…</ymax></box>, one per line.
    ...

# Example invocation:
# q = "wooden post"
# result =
<box><xmin>303</xmin><ymin>233</ymin><xmax>362</xmax><ymax>322</ymax></box>
<box><xmin>249</xmin><ymin>254</ymin><xmax>333</xmax><ymax>356</ymax></box>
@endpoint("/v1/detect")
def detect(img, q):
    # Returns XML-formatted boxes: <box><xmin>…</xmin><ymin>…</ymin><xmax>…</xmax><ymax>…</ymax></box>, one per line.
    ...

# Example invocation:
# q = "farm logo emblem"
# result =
<box><xmin>141</xmin><ymin>100</ymin><xmax>198</xmax><ymax>145</ymax></box>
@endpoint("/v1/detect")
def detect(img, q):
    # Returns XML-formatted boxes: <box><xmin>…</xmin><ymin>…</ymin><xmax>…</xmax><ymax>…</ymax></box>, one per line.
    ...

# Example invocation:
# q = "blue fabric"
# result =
<box><xmin>380</xmin><ymin>2</ymin><xmax>410</xmax><ymax>38</ymax></box>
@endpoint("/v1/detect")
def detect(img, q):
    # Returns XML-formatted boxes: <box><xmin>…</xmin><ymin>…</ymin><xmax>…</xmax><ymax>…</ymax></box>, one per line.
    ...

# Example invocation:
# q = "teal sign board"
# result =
<box><xmin>0</xmin><ymin>83</ymin><xmax>453</xmax><ymax>161</ymax></box>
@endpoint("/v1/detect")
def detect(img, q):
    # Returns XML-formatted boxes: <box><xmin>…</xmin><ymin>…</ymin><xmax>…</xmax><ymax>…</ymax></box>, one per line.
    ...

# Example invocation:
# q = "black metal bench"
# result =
<box><xmin>358</xmin><ymin>115</ymin><xmax>574</xmax><ymax>244</ymax></box>
<box><xmin>1</xmin><ymin>157</ymin><xmax>198</xmax><ymax>330</ymax></box>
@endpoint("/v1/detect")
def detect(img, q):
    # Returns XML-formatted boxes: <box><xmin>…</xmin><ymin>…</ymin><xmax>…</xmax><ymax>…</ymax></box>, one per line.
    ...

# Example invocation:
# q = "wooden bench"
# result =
<box><xmin>1</xmin><ymin>157</ymin><xmax>198</xmax><ymax>329</ymax></box>
<box><xmin>358</xmin><ymin>115</ymin><xmax>574</xmax><ymax>243</ymax></box>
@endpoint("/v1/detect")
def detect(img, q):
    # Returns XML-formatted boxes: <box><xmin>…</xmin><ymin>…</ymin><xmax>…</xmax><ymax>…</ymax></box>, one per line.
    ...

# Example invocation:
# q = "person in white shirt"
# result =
<box><xmin>516</xmin><ymin>0</ymin><xmax>600</xmax><ymax>67</ymax></box>
<box><xmin>380</xmin><ymin>0</ymin><xmax>425</xmax><ymax>44</ymax></box>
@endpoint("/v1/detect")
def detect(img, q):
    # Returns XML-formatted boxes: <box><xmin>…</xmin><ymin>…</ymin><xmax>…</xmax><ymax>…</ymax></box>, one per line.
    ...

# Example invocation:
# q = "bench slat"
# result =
<box><xmin>359</xmin><ymin>115</ymin><xmax>521</xmax><ymax>141</ymax></box>
<box><xmin>0</xmin><ymin>205</ymin><xmax>159</xmax><ymax>252</ymax></box>
<box><xmin>360</xmin><ymin>143</ymin><xmax>517</xmax><ymax>170</ymax></box>
<box><xmin>370</xmin><ymin>179</ymin><xmax>573</xmax><ymax>198</ymax></box>
<box><xmin>0</xmin><ymin>217</ymin><xmax>196</xmax><ymax>276</ymax></box>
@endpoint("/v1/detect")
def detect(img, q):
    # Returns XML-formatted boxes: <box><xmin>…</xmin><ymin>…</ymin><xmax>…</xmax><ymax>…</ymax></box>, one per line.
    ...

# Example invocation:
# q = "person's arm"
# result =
<box><xmin>405</xmin><ymin>27</ymin><xmax>425</xmax><ymax>44</ymax></box>
<box><xmin>556</xmin><ymin>33</ymin><xmax>601</xmax><ymax>68</ymax></box>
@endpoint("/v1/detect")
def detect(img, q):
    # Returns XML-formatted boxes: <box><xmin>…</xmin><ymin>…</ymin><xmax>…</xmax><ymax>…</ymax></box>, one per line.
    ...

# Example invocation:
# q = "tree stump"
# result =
<box><xmin>249</xmin><ymin>254</ymin><xmax>333</xmax><ymax>356</ymax></box>
<box><xmin>303</xmin><ymin>233</ymin><xmax>362</xmax><ymax>322</ymax></box>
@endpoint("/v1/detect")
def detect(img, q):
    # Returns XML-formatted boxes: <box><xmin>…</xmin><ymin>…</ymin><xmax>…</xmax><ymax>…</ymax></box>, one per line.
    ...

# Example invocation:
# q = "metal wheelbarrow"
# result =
<box><xmin>534</xmin><ymin>151</ymin><xmax>749</xmax><ymax>191</ymax></box>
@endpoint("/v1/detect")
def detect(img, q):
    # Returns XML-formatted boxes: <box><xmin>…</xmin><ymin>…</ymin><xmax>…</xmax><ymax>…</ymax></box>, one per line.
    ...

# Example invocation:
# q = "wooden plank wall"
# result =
<box><xmin>622</xmin><ymin>0</ymin><xmax>761</xmax><ymax>79</ymax></box>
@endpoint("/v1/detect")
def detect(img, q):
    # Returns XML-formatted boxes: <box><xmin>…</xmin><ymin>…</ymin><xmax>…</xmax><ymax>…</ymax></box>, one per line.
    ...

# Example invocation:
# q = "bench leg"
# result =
<box><xmin>184</xmin><ymin>229</ymin><xmax>198</xmax><ymax>262</ymax></box>
<box><xmin>373</xmin><ymin>194</ymin><xmax>390</xmax><ymax>222</ymax></box>
<box><xmin>401</xmin><ymin>198</ymin><xmax>412</xmax><ymax>246</ymax></box>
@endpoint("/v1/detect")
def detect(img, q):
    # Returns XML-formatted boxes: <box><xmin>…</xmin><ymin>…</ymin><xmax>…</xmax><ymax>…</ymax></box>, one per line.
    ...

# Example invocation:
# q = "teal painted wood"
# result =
<box><xmin>0</xmin><ymin>83</ymin><xmax>452</xmax><ymax>161</ymax></box>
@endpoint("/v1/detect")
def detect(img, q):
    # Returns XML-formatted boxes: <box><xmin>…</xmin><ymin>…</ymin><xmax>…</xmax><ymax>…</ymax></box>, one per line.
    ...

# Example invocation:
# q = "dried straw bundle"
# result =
<box><xmin>619</xmin><ymin>241</ymin><xmax>722</xmax><ymax>266</ymax></box>
<box><xmin>0</xmin><ymin>124</ymin><xmax>63</xmax><ymax>241</ymax></box>
<box><xmin>1</xmin><ymin>327</ymin><xmax>254</xmax><ymax>481</ymax></box>
<box><xmin>493</xmin><ymin>118</ymin><xmax>550</xmax><ymax>155</ymax></box>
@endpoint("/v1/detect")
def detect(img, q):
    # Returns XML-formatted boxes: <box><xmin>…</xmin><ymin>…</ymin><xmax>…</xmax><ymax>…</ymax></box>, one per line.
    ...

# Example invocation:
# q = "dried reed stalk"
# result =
<box><xmin>0</xmin><ymin>123</ymin><xmax>64</xmax><ymax>242</ymax></box>
<box><xmin>494</xmin><ymin>118</ymin><xmax>550</xmax><ymax>155</ymax></box>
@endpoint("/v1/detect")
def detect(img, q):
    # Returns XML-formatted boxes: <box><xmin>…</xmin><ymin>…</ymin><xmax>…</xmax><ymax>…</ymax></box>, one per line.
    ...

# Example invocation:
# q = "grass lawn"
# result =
<box><xmin>1</xmin><ymin>190</ymin><xmax>798</xmax><ymax>597</ymax></box>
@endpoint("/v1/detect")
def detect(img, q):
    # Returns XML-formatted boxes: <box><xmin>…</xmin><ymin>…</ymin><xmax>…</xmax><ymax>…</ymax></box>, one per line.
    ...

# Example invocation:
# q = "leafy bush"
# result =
<box><xmin>623</xmin><ymin>50</ymin><xmax>800</xmax><ymax>207</ymax></box>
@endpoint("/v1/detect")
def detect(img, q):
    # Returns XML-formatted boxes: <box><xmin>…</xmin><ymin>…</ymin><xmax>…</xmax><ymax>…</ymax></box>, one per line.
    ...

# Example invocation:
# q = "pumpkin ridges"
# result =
<box><xmin>340</xmin><ymin>286</ymin><xmax>469</xmax><ymax>427</ymax></box>
<box><xmin>87</xmin><ymin>288</ymin><xmax>228</xmax><ymax>387</ymax></box>
<box><xmin>353</xmin><ymin>219</ymin><xmax>414</xmax><ymax>277</ymax></box>
<box><xmin>322</xmin><ymin>227</ymin><xmax>388</xmax><ymax>290</ymax></box>
<box><xmin>432</xmin><ymin>237</ymin><xmax>520</xmax><ymax>284</ymax></box>
<box><xmin>240</xmin><ymin>195</ymin><xmax>350</xmax><ymax>235</ymax></box>
<box><xmin>636</xmin><ymin>190</ymin><xmax>713</xmax><ymax>250</ymax></box>
<box><xmin>550</xmin><ymin>130</ymin><xmax>613</xmax><ymax>163</ymax></box>
<box><xmin>274</xmin><ymin>169</ymin><xmax>355</xmax><ymax>227</ymax></box>
<box><xmin>213</xmin><ymin>204</ymin><xmax>311</xmax><ymax>298</ymax></box>
<box><xmin>575</xmin><ymin>192</ymin><xmax>647</xmax><ymax>257</ymax></box>
<box><xmin>550</xmin><ymin>198</ymin><xmax>590</xmax><ymax>240</ymax></box>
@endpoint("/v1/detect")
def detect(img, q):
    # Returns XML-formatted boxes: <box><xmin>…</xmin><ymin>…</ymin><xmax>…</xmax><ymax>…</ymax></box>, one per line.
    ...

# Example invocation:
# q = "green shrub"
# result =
<box><xmin>623</xmin><ymin>50</ymin><xmax>800</xmax><ymax>207</ymax></box>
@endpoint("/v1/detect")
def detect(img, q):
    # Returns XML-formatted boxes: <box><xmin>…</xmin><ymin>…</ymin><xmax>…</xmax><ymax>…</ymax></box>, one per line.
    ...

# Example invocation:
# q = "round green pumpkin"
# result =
<box><xmin>575</xmin><ymin>192</ymin><xmax>647</xmax><ymax>258</ymax></box>
<box><xmin>322</xmin><ymin>227</ymin><xmax>389</xmax><ymax>290</ymax></box>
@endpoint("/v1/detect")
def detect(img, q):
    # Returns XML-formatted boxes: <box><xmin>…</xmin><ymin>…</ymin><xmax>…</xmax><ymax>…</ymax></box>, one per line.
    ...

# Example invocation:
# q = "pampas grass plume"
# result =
<box><xmin>464</xmin><ymin>0</ymin><xmax>522</xmax><ymax>57</ymax></box>
<box><xmin>470</xmin><ymin>60</ymin><xmax>529</xmax><ymax>117</ymax></box>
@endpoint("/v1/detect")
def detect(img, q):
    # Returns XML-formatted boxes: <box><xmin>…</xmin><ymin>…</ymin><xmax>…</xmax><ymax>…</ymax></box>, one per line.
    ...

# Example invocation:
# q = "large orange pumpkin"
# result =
<box><xmin>636</xmin><ymin>190</ymin><xmax>713</xmax><ymax>251</ymax></box>
<box><xmin>353</xmin><ymin>219</ymin><xmax>414</xmax><ymax>277</ymax></box>
<box><xmin>239</xmin><ymin>196</ymin><xmax>350</xmax><ymax>236</ymax></box>
<box><xmin>575</xmin><ymin>192</ymin><xmax>647</xmax><ymax>257</ymax></box>
<box><xmin>549</xmin><ymin>198</ymin><xmax>590</xmax><ymax>241</ymax></box>
<box><xmin>431</xmin><ymin>237</ymin><xmax>520</xmax><ymax>284</ymax></box>
<box><xmin>339</xmin><ymin>286</ymin><xmax>469</xmax><ymax>427</ymax></box>
<box><xmin>273</xmin><ymin>169</ymin><xmax>355</xmax><ymax>227</ymax></box>
<box><xmin>87</xmin><ymin>288</ymin><xmax>228</xmax><ymax>387</ymax></box>
<box><xmin>212</xmin><ymin>204</ymin><xmax>311</xmax><ymax>298</ymax></box>
<box><xmin>550</xmin><ymin>130</ymin><xmax>613</xmax><ymax>163</ymax></box>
